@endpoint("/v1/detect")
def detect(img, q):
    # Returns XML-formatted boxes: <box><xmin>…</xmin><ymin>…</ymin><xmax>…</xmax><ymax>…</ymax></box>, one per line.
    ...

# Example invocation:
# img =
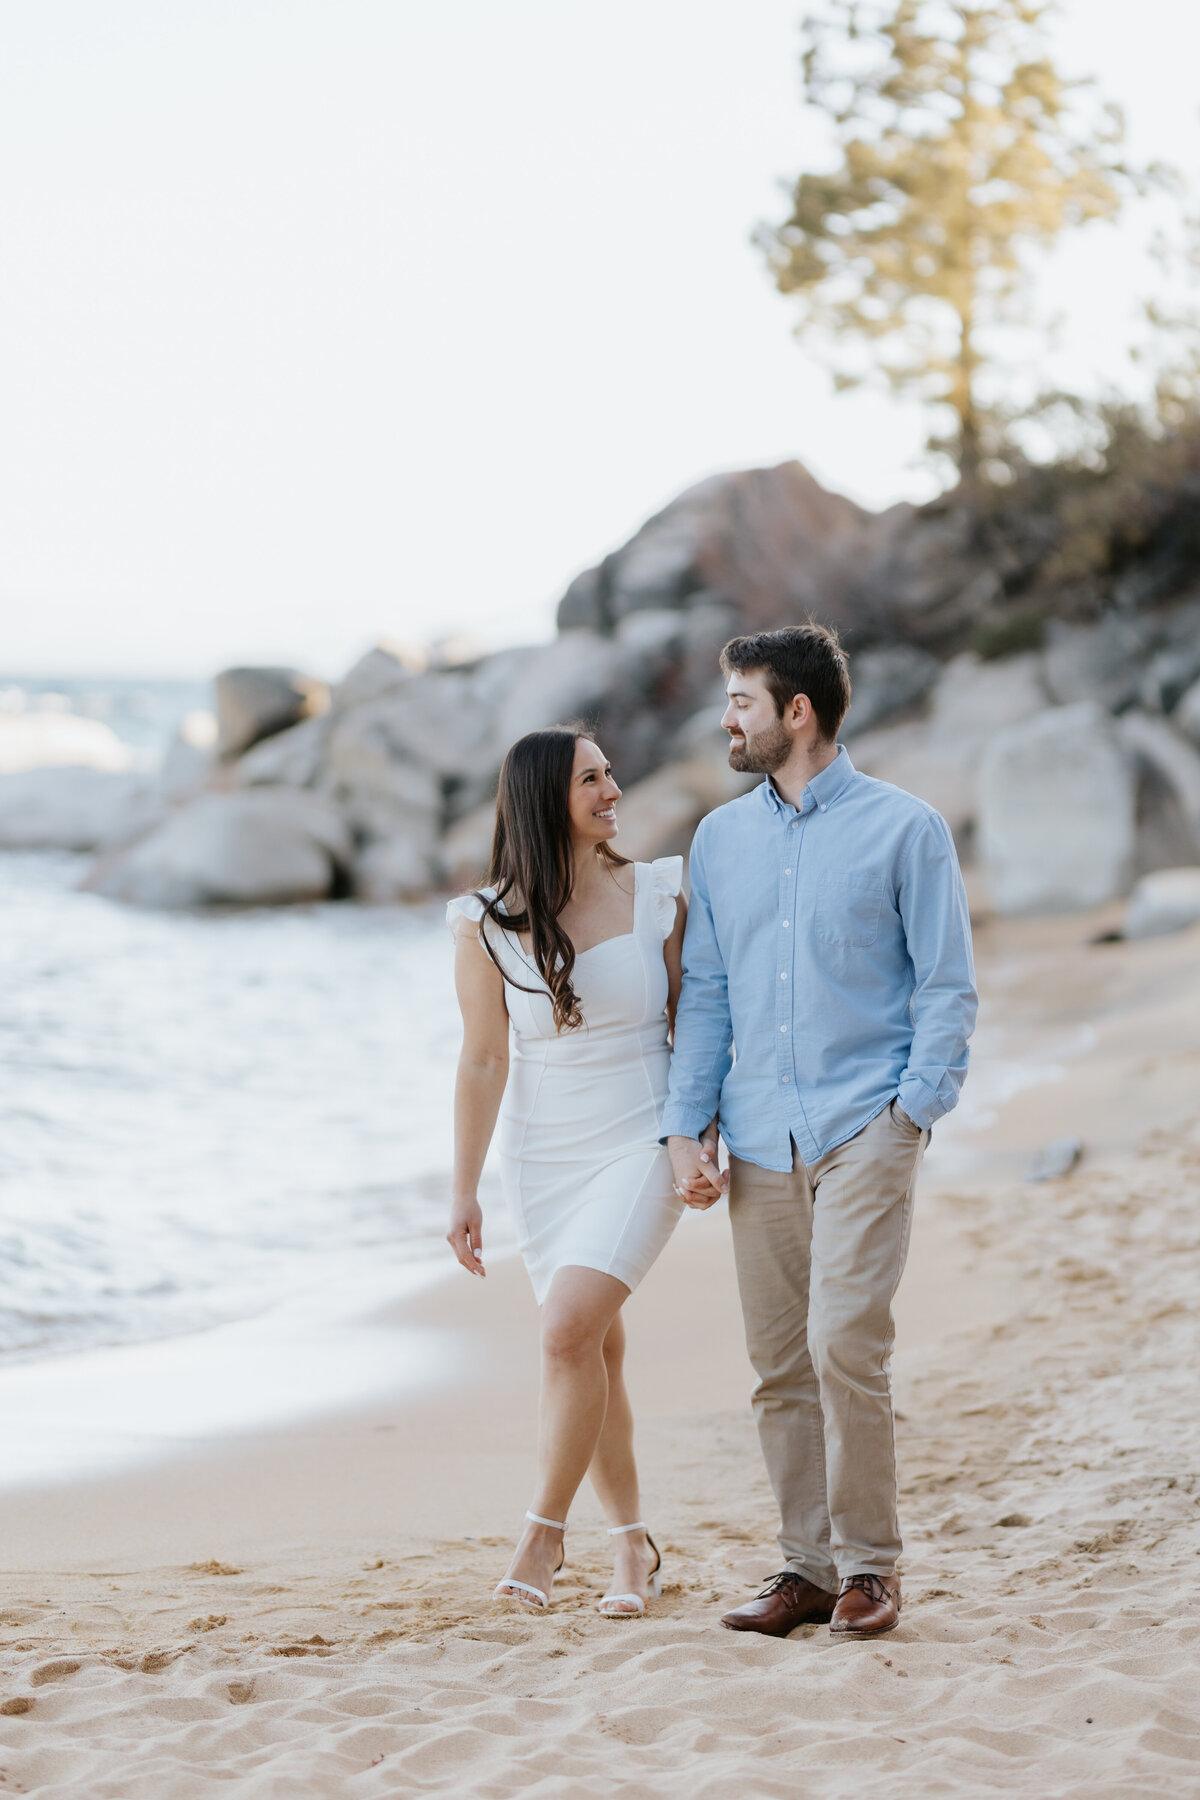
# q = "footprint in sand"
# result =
<box><xmin>29</xmin><ymin>1660</ymin><xmax>81</xmax><ymax>1687</ymax></box>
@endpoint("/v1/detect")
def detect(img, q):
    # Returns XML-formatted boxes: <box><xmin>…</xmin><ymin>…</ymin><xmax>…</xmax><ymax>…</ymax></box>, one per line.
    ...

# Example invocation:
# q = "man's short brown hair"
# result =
<box><xmin>720</xmin><ymin>624</ymin><xmax>851</xmax><ymax>742</ymax></box>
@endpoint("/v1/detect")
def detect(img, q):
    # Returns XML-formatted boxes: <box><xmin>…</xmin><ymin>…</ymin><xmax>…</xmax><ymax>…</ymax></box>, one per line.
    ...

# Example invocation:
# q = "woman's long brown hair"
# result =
<box><xmin>475</xmin><ymin>725</ymin><xmax>628</xmax><ymax>1032</ymax></box>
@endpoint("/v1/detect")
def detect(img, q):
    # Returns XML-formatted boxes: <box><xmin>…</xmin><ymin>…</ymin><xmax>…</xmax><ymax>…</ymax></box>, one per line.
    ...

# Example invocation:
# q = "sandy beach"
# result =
<box><xmin>1</xmin><ymin>906</ymin><xmax>1199</xmax><ymax>1798</ymax></box>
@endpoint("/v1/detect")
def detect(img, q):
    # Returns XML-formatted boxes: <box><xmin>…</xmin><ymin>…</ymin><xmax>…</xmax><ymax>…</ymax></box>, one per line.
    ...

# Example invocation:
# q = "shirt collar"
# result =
<box><xmin>761</xmin><ymin>744</ymin><xmax>857</xmax><ymax>816</ymax></box>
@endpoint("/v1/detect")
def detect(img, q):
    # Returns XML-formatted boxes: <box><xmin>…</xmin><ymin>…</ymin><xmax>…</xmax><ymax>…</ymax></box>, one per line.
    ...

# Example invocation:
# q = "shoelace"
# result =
<box><xmin>840</xmin><ymin>1573</ymin><xmax>891</xmax><ymax>1605</ymax></box>
<box><xmin>756</xmin><ymin>1571</ymin><xmax>814</xmax><ymax>1600</ymax></box>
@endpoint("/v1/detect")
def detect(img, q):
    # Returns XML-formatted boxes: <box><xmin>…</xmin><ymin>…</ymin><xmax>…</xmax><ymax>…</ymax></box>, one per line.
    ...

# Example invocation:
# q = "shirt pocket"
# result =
<box><xmin>814</xmin><ymin>871</ymin><xmax>884</xmax><ymax>948</ymax></box>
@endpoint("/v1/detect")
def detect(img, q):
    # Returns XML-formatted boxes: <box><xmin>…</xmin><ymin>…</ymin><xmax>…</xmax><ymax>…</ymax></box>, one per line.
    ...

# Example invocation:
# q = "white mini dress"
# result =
<box><xmin>447</xmin><ymin>857</ymin><xmax>686</xmax><ymax>1304</ymax></box>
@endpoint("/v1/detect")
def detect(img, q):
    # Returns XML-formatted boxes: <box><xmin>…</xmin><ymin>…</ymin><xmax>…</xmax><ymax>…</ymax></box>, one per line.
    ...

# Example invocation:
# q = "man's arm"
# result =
<box><xmin>895</xmin><ymin>812</ymin><xmax>978</xmax><ymax>1130</ymax></box>
<box><xmin>660</xmin><ymin>824</ymin><xmax>734</xmax><ymax>1145</ymax></box>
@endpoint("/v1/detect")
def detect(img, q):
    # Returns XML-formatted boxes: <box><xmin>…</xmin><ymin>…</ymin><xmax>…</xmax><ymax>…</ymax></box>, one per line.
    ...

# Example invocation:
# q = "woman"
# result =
<box><xmin>445</xmin><ymin>725</ymin><xmax>718</xmax><ymax>1616</ymax></box>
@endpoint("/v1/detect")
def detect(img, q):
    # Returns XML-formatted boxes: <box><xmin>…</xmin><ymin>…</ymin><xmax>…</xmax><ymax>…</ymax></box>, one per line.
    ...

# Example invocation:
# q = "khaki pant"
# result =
<box><xmin>727</xmin><ymin>1101</ymin><xmax>928</xmax><ymax>1589</ymax></box>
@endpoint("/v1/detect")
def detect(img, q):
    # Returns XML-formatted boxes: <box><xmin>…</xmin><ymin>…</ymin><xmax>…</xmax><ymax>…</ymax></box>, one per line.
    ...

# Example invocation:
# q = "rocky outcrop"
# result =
<box><xmin>31</xmin><ymin>453</ymin><xmax>1196</xmax><ymax>915</ymax></box>
<box><xmin>85</xmin><ymin>789</ymin><xmax>351</xmax><ymax>908</ymax></box>
<box><xmin>1172</xmin><ymin>678</ymin><xmax>1200</xmax><ymax>749</ymax></box>
<box><xmin>215</xmin><ymin>667</ymin><xmax>330</xmax><ymax>760</ymax></box>
<box><xmin>1117</xmin><ymin>711</ymin><xmax>1200</xmax><ymax>872</ymax></box>
<box><xmin>849</xmin><ymin>653</ymin><xmax>1048</xmax><ymax>840</ymax></box>
<box><xmin>0</xmin><ymin>767</ymin><xmax>161</xmax><ymax>853</ymax></box>
<box><xmin>556</xmin><ymin>464</ymin><xmax>869</xmax><ymax>637</ymax></box>
<box><xmin>1124</xmin><ymin>867</ymin><xmax>1200</xmax><ymax>939</ymax></box>
<box><xmin>840</xmin><ymin>646</ymin><xmax>941</xmax><ymax>738</ymax></box>
<box><xmin>978</xmin><ymin>704</ymin><xmax>1136</xmax><ymax>914</ymax></box>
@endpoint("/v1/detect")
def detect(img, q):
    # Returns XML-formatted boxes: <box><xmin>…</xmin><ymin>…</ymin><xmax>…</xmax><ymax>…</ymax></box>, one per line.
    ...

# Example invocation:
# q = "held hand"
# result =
<box><xmin>699</xmin><ymin>1115</ymin><xmax>722</xmax><ymax>1176</ymax></box>
<box><xmin>667</xmin><ymin>1135</ymin><xmax>727</xmax><ymax>1211</ymax></box>
<box><xmin>446</xmin><ymin>1197</ymin><xmax>486</xmax><ymax>1276</ymax></box>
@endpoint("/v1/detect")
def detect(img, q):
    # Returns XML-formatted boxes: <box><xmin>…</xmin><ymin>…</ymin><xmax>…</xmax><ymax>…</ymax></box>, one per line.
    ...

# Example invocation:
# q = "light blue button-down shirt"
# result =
<box><xmin>660</xmin><ymin>746</ymin><xmax>978</xmax><ymax>1171</ymax></box>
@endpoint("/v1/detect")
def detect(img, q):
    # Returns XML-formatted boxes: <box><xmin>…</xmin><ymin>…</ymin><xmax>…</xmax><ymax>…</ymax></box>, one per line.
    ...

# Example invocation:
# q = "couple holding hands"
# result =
<box><xmin>446</xmin><ymin>625</ymin><xmax>977</xmax><ymax>1638</ymax></box>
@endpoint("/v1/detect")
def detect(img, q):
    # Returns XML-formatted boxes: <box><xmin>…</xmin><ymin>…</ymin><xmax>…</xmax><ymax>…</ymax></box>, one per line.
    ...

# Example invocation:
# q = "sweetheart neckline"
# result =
<box><xmin>512</xmin><ymin>929</ymin><xmax>635</xmax><ymax>959</ymax></box>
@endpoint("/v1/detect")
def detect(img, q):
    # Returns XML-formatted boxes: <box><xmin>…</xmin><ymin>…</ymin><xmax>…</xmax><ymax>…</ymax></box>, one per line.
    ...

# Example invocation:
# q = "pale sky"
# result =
<box><xmin>2</xmin><ymin>0</ymin><xmax>1198</xmax><ymax>679</ymax></box>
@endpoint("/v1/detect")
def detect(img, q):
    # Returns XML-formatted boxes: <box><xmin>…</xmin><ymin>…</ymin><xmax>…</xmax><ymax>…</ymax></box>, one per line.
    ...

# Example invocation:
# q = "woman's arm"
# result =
<box><xmin>664</xmin><ymin>891</ymin><xmax>687</xmax><ymax>1038</ymax></box>
<box><xmin>664</xmin><ymin>888</ymin><xmax>726</xmax><ymax>1203</ymax></box>
<box><xmin>446</xmin><ymin>922</ymin><xmax>510</xmax><ymax>1277</ymax></box>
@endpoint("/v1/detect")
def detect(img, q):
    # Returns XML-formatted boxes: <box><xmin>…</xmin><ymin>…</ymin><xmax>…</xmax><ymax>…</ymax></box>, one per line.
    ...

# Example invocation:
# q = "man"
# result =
<box><xmin>662</xmin><ymin>624</ymin><xmax>977</xmax><ymax>1639</ymax></box>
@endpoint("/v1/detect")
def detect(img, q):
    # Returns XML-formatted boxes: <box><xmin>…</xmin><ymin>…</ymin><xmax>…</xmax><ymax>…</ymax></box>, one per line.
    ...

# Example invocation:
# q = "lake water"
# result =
<box><xmin>0</xmin><ymin>676</ymin><xmax>504</xmax><ymax>1373</ymax></box>
<box><xmin>0</xmin><ymin>852</ymin><xmax>502</xmax><ymax>1365</ymax></box>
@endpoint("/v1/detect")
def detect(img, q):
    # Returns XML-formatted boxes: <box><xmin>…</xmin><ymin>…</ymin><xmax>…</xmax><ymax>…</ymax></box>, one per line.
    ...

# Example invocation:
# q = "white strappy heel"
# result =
<box><xmin>597</xmin><ymin>1521</ymin><xmax>662</xmax><ymax>1617</ymax></box>
<box><xmin>492</xmin><ymin>1512</ymin><xmax>566</xmax><ymax>1611</ymax></box>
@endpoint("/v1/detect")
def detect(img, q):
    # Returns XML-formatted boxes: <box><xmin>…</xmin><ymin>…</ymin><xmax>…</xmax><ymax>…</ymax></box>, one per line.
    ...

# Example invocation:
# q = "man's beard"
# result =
<box><xmin>727</xmin><ymin>718</ymin><xmax>792</xmax><ymax>774</ymax></box>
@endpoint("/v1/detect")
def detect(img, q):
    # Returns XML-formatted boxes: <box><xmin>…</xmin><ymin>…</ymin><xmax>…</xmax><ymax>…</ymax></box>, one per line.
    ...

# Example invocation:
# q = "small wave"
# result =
<box><xmin>0</xmin><ymin>856</ymin><xmax>505</xmax><ymax>1364</ymax></box>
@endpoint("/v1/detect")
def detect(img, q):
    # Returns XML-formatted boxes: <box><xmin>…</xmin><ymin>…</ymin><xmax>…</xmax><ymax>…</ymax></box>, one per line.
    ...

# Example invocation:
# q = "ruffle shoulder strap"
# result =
<box><xmin>648</xmin><ymin>855</ymin><xmax>685</xmax><ymax>939</ymax></box>
<box><xmin>445</xmin><ymin>888</ymin><xmax>497</xmax><ymax>937</ymax></box>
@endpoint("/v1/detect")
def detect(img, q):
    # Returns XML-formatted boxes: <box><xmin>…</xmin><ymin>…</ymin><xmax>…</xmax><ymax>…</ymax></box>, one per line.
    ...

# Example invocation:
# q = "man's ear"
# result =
<box><xmin>788</xmin><ymin>693</ymin><xmax>812</xmax><ymax>733</ymax></box>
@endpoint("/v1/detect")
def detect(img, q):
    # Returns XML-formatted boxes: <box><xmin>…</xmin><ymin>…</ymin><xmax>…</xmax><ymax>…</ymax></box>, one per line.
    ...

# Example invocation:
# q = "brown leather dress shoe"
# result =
<box><xmin>721</xmin><ymin>1571</ymin><xmax>837</xmax><ymax>1637</ymax></box>
<box><xmin>829</xmin><ymin>1573</ymin><xmax>901</xmax><ymax>1636</ymax></box>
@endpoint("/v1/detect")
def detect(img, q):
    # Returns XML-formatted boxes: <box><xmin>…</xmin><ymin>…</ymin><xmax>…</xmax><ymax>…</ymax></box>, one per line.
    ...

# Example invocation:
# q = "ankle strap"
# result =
<box><xmin>607</xmin><ymin>1521</ymin><xmax>647</xmax><ymax>1535</ymax></box>
<box><xmin>526</xmin><ymin>1511</ymin><xmax>566</xmax><ymax>1531</ymax></box>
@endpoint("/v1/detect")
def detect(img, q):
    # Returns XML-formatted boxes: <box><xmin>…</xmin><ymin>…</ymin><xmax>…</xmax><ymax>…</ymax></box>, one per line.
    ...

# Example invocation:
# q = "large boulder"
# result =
<box><xmin>1124</xmin><ymin>867</ymin><xmax>1200</xmax><ymax>940</ymax></box>
<box><xmin>493</xmin><ymin>632</ymin><xmax>634</xmax><ymax>749</ymax></box>
<box><xmin>1043</xmin><ymin>616</ymin><xmax>1154</xmax><ymax>711</ymax></box>
<box><xmin>0</xmin><ymin>766</ymin><xmax>159</xmax><ymax>852</ymax></box>
<box><xmin>437</xmin><ymin>800</ymin><xmax>498</xmax><ymax>892</ymax></box>
<box><xmin>233</xmin><ymin>714</ymin><xmax>328</xmax><ymax>789</ymax></box>
<box><xmin>850</xmin><ymin>718</ymin><xmax>978</xmax><ymax>838</ymax></box>
<box><xmin>215</xmin><ymin>667</ymin><xmax>330</xmax><ymax>760</ymax></box>
<box><xmin>555</xmin><ymin>463</ymin><xmax>870</xmax><ymax>639</ymax></box>
<box><xmin>835</xmin><ymin>501</ymin><xmax>1006</xmax><ymax>649</ymax></box>
<box><xmin>0</xmin><ymin>712</ymin><xmax>131</xmax><ymax>774</ymax></box>
<box><xmin>1116</xmin><ymin>711</ymin><xmax>1200</xmax><ymax>871</ymax></box>
<box><xmin>330</xmin><ymin>644</ymin><xmax>418</xmax><ymax>713</ymax></box>
<box><xmin>978</xmin><ymin>703</ymin><xmax>1136</xmax><ymax>914</ymax></box>
<box><xmin>1137</xmin><ymin>597</ymin><xmax>1200</xmax><ymax>712</ymax></box>
<box><xmin>320</xmin><ymin>649</ymin><xmax>534</xmax><ymax>821</ymax></box>
<box><xmin>1175</xmin><ymin>677</ymin><xmax>1200</xmax><ymax>748</ymax></box>
<box><xmin>159</xmin><ymin>713</ymin><xmax>218</xmax><ymax>801</ymax></box>
<box><xmin>841</xmin><ymin>645</ymin><xmax>940</xmax><ymax>739</ymax></box>
<box><xmin>84</xmin><ymin>789</ymin><xmax>352</xmax><ymax>908</ymax></box>
<box><xmin>1138</xmin><ymin>641</ymin><xmax>1200</xmax><ymax>714</ymax></box>
<box><xmin>850</xmin><ymin>652</ymin><xmax>1048</xmax><ymax>839</ymax></box>
<box><xmin>330</xmin><ymin>674</ymin><xmax>490</xmax><ymax>783</ymax></box>
<box><xmin>318</xmin><ymin>700</ymin><xmax>443</xmax><ymax>843</ymax></box>
<box><xmin>353</xmin><ymin>827</ymin><xmax>440</xmax><ymax>902</ymax></box>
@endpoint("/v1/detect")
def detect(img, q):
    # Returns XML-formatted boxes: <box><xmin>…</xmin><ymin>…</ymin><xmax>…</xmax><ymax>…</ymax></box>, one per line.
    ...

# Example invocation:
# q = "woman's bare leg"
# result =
<box><xmin>496</xmin><ymin>1266</ymin><xmax>628</xmax><ymax>1601</ymax></box>
<box><xmin>588</xmin><ymin>1310</ymin><xmax>657</xmax><ymax>1609</ymax></box>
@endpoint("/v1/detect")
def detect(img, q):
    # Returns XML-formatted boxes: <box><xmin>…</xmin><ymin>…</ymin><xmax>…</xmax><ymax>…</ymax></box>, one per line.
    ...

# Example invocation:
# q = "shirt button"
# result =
<box><xmin>779</xmin><ymin>972</ymin><xmax>788</xmax><ymax>981</ymax></box>
<box><xmin>819</xmin><ymin>803</ymin><xmax>826</xmax><ymax>811</ymax></box>
<box><xmin>790</xmin><ymin>820</ymin><xmax>798</xmax><ymax>829</ymax></box>
<box><xmin>781</xmin><ymin>1074</ymin><xmax>790</xmax><ymax>1083</ymax></box>
<box><xmin>782</xmin><ymin>921</ymin><xmax>789</xmax><ymax>929</ymax></box>
<box><xmin>780</xmin><ymin>1025</ymin><xmax>788</xmax><ymax>1033</ymax></box>
<box><xmin>784</xmin><ymin>868</ymin><xmax>792</xmax><ymax>876</ymax></box>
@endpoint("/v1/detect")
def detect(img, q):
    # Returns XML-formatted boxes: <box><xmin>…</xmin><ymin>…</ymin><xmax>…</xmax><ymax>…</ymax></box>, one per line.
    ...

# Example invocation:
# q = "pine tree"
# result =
<box><xmin>758</xmin><ymin>1</ymin><xmax>1134</xmax><ymax>481</ymax></box>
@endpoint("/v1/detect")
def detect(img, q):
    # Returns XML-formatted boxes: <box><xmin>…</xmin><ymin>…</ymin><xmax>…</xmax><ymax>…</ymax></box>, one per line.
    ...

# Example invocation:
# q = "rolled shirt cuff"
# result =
<box><xmin>896</xmin><ymin>1074</ymin><xmax>948</xmax><ymax>1132</ymax></box>
<box><xmin>659</xmin><ymin>1101</ymin><xmax>716</xmax><ymax>1145</ymax></box>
